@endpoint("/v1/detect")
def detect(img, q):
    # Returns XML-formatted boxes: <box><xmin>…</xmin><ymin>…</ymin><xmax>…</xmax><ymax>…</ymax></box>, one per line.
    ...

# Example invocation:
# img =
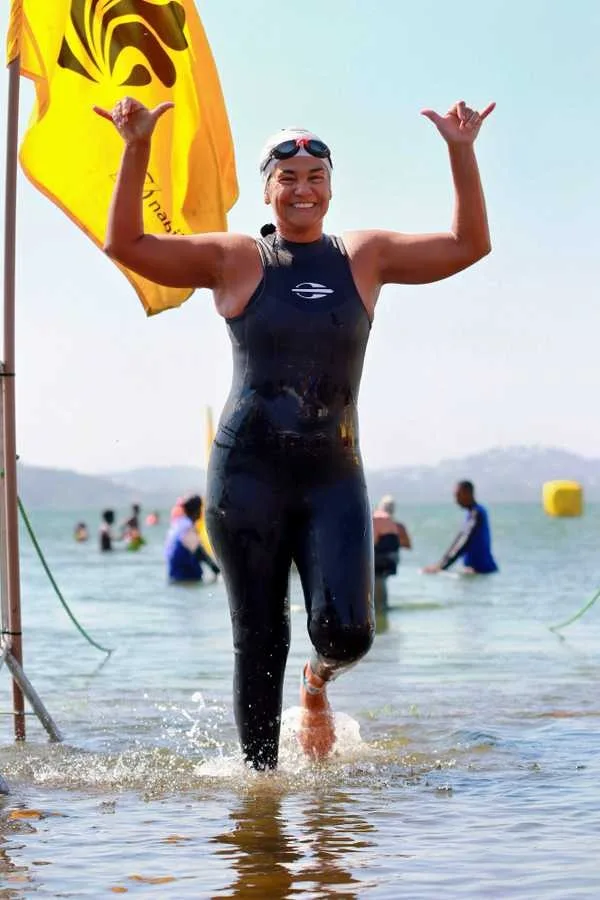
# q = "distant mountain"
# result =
<box><xmin>16</xmin><ymin>464</ymin><xmax>147</xmax><ymax>511</ymax></box>
<box><xmin>108</xmin><ymin>465</ymin><xmax>206</xmax><ymax>499</ymax></box>
<box><xmin>15</xmin><ymin>446</ymin><xmax>600</xmax><ymax>509</ymax></box>
<box><xmin>16</xmin><ymin>464</ymin><xmax>204</xmax><ymax>511</ymax></box>
<box><xmin>365</xmin><ymin>445</ymin><xmax>600</xmax><ymax>504</ymax></box>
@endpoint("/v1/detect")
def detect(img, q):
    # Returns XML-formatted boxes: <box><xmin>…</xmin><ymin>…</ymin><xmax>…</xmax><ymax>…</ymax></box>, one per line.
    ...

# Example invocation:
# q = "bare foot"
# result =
<box><xmin>298</xmin><ymin>663</ymin><xmax>335</xmax><ymax>760</ymax></box>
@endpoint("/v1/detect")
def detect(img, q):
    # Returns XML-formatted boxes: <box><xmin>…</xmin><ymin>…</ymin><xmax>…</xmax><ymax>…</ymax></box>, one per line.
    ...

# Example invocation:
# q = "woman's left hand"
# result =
<box><xmin>421</xmin><ymin>100</ymin><xmax>495</xmax><ymax>145</ymax></box>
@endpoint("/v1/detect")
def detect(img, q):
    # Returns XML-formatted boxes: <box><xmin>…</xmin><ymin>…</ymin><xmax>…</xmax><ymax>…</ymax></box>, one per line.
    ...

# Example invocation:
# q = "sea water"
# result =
<box><xmin>0</xmin><ymin>503</ymin><xmax>599</xmax><ymax>897</ymax></box>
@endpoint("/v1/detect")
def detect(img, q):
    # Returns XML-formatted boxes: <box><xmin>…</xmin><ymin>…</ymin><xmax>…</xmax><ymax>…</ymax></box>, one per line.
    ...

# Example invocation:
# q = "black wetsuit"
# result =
<box><xmin>374</xmin><ymin>533</ymin><xmax>401</xmax><ymax>579</ymax></box>
<box><xmin>99</xmin><ymin>524</ymin><xmax>112</xmax><ymax>552</ymax></box>
<box><xmin>206</xmin><ymin>232</ymin><xmax>375</xmax><ymax>769</ymax></box>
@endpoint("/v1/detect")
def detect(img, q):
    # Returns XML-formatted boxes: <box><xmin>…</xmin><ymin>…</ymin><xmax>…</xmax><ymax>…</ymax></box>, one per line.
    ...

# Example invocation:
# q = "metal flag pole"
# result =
<box><xmin>3</xmin><ymin>55</ymin><xmax>25</xmax><ymax>741</ymax></box>
<box><xmin>1</xmin><ymin>56</ymin><xmax>61</xmax><ymax>757</ymax></box>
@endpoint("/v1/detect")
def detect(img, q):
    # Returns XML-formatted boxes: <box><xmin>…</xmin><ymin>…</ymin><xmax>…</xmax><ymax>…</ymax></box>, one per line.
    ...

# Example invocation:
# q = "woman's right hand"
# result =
<box><xmin>93</xmin><ymin>96</ymin><xmax>174</xmax><ymax>144</ymax></box>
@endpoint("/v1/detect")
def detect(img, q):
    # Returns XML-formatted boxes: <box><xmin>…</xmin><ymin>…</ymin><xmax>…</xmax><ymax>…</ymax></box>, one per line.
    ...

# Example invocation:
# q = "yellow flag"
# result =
<box><xmin>204</xmin><ymin>404</ymin><xmax>215</xmax><ymax>468</ymax></box>
<box><xmin>6</xmin><ymin>0</ymin><xmax>22</xmax><ymax>63</ymax></box>
<box><xmin>7</xmin><ymin>0</ymin><xmax>238</xmax><ymax>315</ymax></box>
<box><xmin>197</xmin><ymin>404</ymin><xmax>215</xmax><ymax>554</ymax></box>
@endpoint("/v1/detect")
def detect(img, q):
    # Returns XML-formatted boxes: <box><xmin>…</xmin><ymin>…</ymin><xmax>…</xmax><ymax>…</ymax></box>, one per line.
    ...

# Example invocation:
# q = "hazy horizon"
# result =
<box><xmin>15</xmin><ymin>441</ymin><xmax>600</xmax><ymax>478</ymax></box>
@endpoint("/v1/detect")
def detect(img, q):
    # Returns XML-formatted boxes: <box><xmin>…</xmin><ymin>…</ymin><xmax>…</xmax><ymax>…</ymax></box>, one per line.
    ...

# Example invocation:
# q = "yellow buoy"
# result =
<box><xmin>542</xmin><ymin>480</ymin><xmax>583</xmax><ymax>517</ymax></box>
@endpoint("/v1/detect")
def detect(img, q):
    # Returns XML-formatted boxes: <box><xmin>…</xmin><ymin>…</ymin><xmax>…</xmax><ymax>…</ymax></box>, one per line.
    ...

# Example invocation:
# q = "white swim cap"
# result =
<box><xmin>259</xmin><ymin>127</ymin><xmax>333</xmax><ymax>183</ymax></box>
<box><xmin>378</xmin><ymin>495</ymin><xmax>396</xmax><ymax>515</ymax></box>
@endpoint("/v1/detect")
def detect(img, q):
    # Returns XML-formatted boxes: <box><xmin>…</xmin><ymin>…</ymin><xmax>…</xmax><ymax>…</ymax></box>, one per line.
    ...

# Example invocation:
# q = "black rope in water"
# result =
<box><xmin>17</xmin><ymin>497</ymin><xmax>113</xmax><ymax>655</ymax></box>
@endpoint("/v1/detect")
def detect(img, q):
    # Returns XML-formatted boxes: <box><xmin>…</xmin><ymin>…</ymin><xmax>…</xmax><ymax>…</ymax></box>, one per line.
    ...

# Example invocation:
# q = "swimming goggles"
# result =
<box><xmin>260</xmin><ymin>138</ymin><xmax>333</xmax><ymax>173</ymax></box>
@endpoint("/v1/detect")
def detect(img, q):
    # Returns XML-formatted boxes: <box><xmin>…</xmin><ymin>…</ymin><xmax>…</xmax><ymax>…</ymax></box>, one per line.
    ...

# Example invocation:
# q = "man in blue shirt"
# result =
<box><xmin>423</xmin><ymin>480</ymin><xmax>498</xmax><ymax>575</ymax></box>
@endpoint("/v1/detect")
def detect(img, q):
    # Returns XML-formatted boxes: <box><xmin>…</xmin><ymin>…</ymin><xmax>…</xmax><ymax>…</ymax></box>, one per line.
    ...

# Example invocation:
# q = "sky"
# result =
<box><xmin>0</xmin><ymin>0</ymin><xmax>599</xmax><ymax>474</ymax></box>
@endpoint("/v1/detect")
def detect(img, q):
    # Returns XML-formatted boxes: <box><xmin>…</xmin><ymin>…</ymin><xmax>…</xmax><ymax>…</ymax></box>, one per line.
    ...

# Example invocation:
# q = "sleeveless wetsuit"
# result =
<box><xmin>374</xmin><ymin>532</ymin><xmax>401</xmax><ymax>579</ymax></box>
<box><xmin>205</xmin><ymin>232</ymin><xmax>375</xmax><ymax>769</ymax></box>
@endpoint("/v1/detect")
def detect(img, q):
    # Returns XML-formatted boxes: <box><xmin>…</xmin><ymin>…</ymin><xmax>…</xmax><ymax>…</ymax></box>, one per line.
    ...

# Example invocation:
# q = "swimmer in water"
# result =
<box><xmin>74</xmin><ymin>521</ymin><xmax>89</xmax><ymax>542</ymax></box>
<box><xmin>119</xmin><ymin>502</ymin><xmax>146</xmax><ymax>551</ymax></box>
<box><xmin>164</xmin><ymin>494</ymin><xmax>220</xmax><ymax>584</ymax></box>
<box><xmin>373</xmin><ymin>495</ymin><xmax>412</xmax><ymax>611</ymax></box>
<box><xmin>99</xmin><ymin>509</ymin><xmax>115</xmax><ymax>552</ymax></box>
<box><xmin>96</xmin><ymin>95</ymin><xmax>494</xmax><ymax>769</ymax></box>
<box><xmin>422</xmin><ymin>480</ymin><xmax>498</xmax><ymax>575</ymax></box>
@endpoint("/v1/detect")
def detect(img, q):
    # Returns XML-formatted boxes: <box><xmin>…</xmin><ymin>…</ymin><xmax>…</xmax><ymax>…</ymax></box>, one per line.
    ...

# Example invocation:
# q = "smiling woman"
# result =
<box><xmin>95</xmin><ymin>94</ymin><xmax>494</xmax><ymax>771</ymax></box>
<box><xmin>261</xmin><ymin>133</ymin><xmax>333</xmax><ymax>245</ymax></box>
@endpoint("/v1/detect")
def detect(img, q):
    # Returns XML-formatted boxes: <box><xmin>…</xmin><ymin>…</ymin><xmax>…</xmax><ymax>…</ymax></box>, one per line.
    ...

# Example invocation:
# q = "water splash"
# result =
<box><xmin>279</xmin><ymin>706</ymin><xmax>364</xmax><ymax>763</ymax></box>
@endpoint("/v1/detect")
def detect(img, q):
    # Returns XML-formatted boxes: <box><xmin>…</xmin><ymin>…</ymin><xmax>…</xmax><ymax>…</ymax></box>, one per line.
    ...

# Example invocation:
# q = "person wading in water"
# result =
<box><xmin>95</xmin><ymin>96</ymin><xmax>495</xmax><ymax>769</ymax></box>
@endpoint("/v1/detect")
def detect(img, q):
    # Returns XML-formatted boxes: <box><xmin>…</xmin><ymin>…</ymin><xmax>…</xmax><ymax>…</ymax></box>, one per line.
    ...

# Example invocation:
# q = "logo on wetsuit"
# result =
<box><xmin>291</xmin><ymin>282</ymin><xmax>334</xmax><ymax>300</ymax></box>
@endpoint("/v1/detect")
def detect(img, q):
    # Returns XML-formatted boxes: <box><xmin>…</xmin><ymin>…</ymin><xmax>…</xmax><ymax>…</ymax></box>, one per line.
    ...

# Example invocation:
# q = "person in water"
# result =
<box><xmin>165</xmin><ymin>494</ymin><xmax>220</xmax><ymax>583</ymax></box>
<box><xmin>422</xmin><ymin>480</ymin><xmax>498</xmax><ymax>575</ymax></box>
<box><xmin>96</xmin><ymin>95</ymin><xmax>494</xmax><ymax>769</ymax></box>
<box><xmin>99</xmin><ymin>509</ymin><xmax>115</xmax><ymax>552</ymax></box>
<box><xmin>373</xmin><ymin>495</ymin><xmax>412</xmax><ymax>611</ymax></box>
<box><xmin>120</xmin><ymin>502</ymin><xmax>146</xmax><ymax>551</ymax></box>
<box><xmin>74</xmin><ymin>522</ymin><xmax>89</xmax><ymax>542</ymax></box>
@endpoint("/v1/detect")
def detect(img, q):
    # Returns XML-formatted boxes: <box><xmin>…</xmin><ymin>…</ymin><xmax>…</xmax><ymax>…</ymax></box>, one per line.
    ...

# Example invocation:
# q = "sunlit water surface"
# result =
<box><xmin>1</xmin><ymin>504</ymin><xmax>599</xmax><ymax>897</ymax></box>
